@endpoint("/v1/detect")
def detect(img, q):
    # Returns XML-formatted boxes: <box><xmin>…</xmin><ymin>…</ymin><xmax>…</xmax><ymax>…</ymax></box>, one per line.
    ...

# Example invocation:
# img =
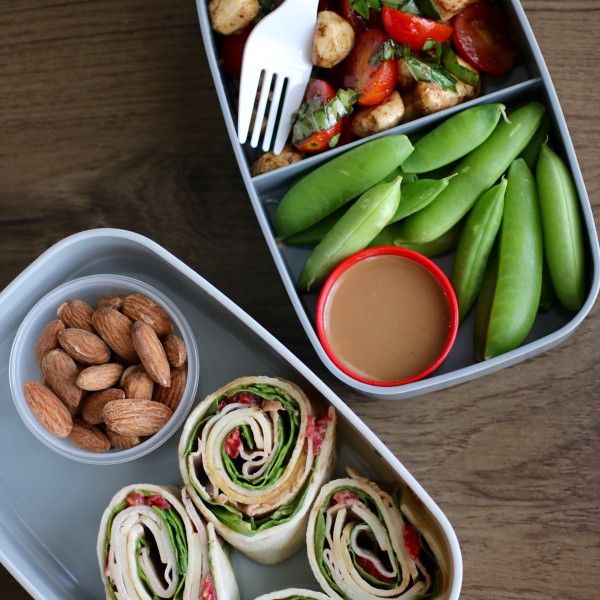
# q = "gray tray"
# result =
<box><xmin>194</xmin><ymin>0</ymin><xmax>600</xmax><ymax>399</ymax></box>
<box><xmin>0</xmin><ymin>229</ymin><xmax>461</xmax><ymax>600</ymax></box>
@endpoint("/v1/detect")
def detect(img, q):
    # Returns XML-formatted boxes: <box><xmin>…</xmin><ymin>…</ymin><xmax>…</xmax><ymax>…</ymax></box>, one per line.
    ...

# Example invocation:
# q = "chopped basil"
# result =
<box><xmin>421</xmin><ymin>39</ymin><xmax>442</xmax><ymax>63</ymax></box>
<box><xmin>328</xmin><ymin>134</ymin><xmax>341</xmax><ymax>149</ymax></box>
<box><xmin>291</xmin><ymin>88</ymin><xmax>357</xmax><ymax>145</ymax></box>
<box><xmin>382</xmin><ymin>0</ymin><xmax>421</xmax><ymax>14</ymax></box>
<box><xmin>403</xmin><ymin>43</ymin><xmax>458</xmax><ymax>93</ymax></box>
<box><xmin>368</xmin><ymin>39</ymin><xmax>408</xmax><ymax>70</ymax></box>
<box><xmin>258</xmin><ymin>0</ymin><xmax>275</xmax><ymax>13</ymax></box>
<box><xmin>414</xmin><ymin>0</ymin><xmax>441</xmax><ymax>20</ymax></box>
<box><xmin>441</xmin><ymin>43</ymin><xmax>479</xmax><ymax>88</ymax></box>
<box><xmin>348</xmin><ymin>0</ymin><xmax>370</xmax><ymax>19</ymax></box>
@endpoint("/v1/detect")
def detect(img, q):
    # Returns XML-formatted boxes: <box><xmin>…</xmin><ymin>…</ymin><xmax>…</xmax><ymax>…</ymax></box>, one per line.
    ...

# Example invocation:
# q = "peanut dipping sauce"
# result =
<box><xmin>323</xmin><ymin>255</ymin><xmax>452</xmax><ymax>382</ymax></box>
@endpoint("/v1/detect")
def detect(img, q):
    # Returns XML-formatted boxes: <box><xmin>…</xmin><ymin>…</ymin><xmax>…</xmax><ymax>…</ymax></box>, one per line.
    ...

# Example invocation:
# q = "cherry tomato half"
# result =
<box><xmin>381</xmin><ymin>6</ymin><xmax>453</xmax><ymax>51</ymax></box>
<box><xmin>453</xmin><ymin>2</ymin><xmax>518</xmax><ymax>75</ymax></box>
<box><xmin>220</xmin><ymin>24</ymin><xmax>254</xmax><ymax>78</ymax></box>
<box><xmin>305</xmin><ymin>79</ymin><xmax>336</xmax><ymax>104</ymax></box>
<box><xmin>344</xmin><ymin>29</ymin><xmax>398</xmax><ymax>106</ymax></box>
<box><xmin>341</xmin><ymin>0</ymin><xmax>383</xmax><ymax>35</ymax></box>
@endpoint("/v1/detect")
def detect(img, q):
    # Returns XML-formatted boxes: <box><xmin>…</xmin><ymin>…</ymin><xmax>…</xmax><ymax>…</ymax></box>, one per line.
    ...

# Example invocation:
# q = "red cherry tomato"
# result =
<box><xmin>294</xmin><ymin>80</ymin><xmax>342</xmax><ymax>153</ymax></box>
<box><xmin>220</xmin><ymin>24</ymin><xmax>254</xmax><ymax>78</ymax></box>
<box><xmin>305</xmin><ymin>79</ymin><xmax>337</xmax><ymax>104</ymax></box>
<box><xmin>381</xmin><ymin>6</ymin><xmax>453</xmax><ymax>51</ymax></box>
<box><xmin>453</xmin><ymin>2</ymin><xmax>518</xmax><ymax>75</ymax></box>
<box><xmin>343</xmin><ymin>29</ymin><xmax>398</xmax><ymax>106</ymax></box>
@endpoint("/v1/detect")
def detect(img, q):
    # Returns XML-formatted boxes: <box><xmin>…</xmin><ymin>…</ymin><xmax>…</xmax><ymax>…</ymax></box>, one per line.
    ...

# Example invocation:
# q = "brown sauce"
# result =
<box><xmin>323</xmin><ymin>255</ymin><xmax>452</xmax><ymax>382</ymax></box>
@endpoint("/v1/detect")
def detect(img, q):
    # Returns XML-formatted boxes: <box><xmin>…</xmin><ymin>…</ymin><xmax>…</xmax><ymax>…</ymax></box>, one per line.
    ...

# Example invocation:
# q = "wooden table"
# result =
<box><xmin>1</xmin><ymin>1</ymin><xmax>598</xmax><ymax>598</ymax></box>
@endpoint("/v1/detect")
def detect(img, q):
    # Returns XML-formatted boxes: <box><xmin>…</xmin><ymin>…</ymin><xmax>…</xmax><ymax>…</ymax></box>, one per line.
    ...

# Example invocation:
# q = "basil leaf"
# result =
<box><xmin>405</xmin><ymin>57</ymin><xmax>458</xmax><ymax>92</ymax></box>
<box><xmin>382</xmin><ymin>0</ymin><xmax>421</xmax><ymax>14</ymax></box>
<box><xmin>414</xmin><ymin>0</ymin><xmax>441</xmax><ymax>20</ymax></box>
<box><xmin>367</xmin><ymin>0</ymin><xmax>382</xmax><ymax>11</ymax></box>
<box><xmin>368</xmin><ymin>39</ymin><xmax>408</xmax><ymax>70</ymax></box>
<box><xmin>441</xmin><ymin>43</ymin><xmax>479</xmax><ymax>88</ymax></box>
<box><xmin>291</xmin><ymin>89</ymin><xmax>357</xmax><ymax>145</ymax></box>
<box><xmin>421</xmin><ymin>38</ymin><xmax>442</xmax><ymax>63</ymax></box>
<box><xmin>328</xmin><ymin>134</ymin><xmax>341</xmax><ymax>149</ymax></box>
<box><xmin>349</xmin><ymin>0</ymin><xmax>370</xmax><ymax>19</ymax></box>
<box><xmin>258</xmin><ymin>0</ymin><xmax>275</xmax><ymax>13</ymax></box>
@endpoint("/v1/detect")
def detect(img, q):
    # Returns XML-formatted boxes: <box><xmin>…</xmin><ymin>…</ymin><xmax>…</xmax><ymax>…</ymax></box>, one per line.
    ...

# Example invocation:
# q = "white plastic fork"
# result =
<box><xmin>237</xmin><ymin>0</ymin><xmax>320</xmax><ymax>155</ymax></box>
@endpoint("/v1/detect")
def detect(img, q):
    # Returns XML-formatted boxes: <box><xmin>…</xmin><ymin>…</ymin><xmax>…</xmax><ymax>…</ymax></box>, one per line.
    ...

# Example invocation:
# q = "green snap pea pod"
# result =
<box><xmin>297</xmin><ymin>178</ymin><xmax>401</xmax><ymax>291</ymax></box>
<box><xmin>368</xmin><ymin>218</ymin><xmax>465</xmax><ymax>256</ymax></box>
<box><xmin>519</xmin><ymin>112</ymin><xmax>551</xmax><ymax>171</ymax></box>
<box><xmin>389</xmin><ymin>177</ymin><xmax>451</xmax><ymax>224</ymax></box>
<box><xmin>451</xmin><ymin>179</ymin><xmax>507</xmax><ymax>322</ymax></box>
<box><xmin>285</xmin><ymin>203</ymin><xmax>353</xmax><ymax>246</ymax></box>
<box><xmin>484</xmin><ymin>159</ymin><xmax>543</xmax><ymax>360</ymax></box>
<box><xmin>419</xmin><ymin>159</ymin><xmax>459</xmax><ymax>181</ymax></box>
<box><xmin>397</xmin><ymin>102</ymin><xmax>546</xmax><ymax>244</ymax></box>
<box><xmin>536</xmin><ymin>142</ymin><xmax>586</xmax><ymax>311</ymax></box>
<box><xmin>276</xmin><ymin>135</ymin><xmax>413</xmax><ymax>239</ymax></box>
<box><xmin>474</xmin><ymin>246</ymin><xmax>499</xmax><ymax>362</ymax></box>
<box><xmin>538</xmin><ymin>256</ymin><xmax>555</xmax><ymax>312</ymax></box>
<box><xmin>380</xmin><ymin>166</ymin><xmax>418</xmax><ymax>185</ymax></box>
<box><xmin>401</xmin><ymin>104</ymin><xmax>506</xmax><ymax>174</ymax></box>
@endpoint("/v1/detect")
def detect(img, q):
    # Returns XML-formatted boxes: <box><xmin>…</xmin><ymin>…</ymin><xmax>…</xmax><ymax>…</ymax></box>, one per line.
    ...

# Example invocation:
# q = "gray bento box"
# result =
<box><xmin>194</xmin><ymin>0</ymin><xmax>600</xmax><ymax>399</ymax></box>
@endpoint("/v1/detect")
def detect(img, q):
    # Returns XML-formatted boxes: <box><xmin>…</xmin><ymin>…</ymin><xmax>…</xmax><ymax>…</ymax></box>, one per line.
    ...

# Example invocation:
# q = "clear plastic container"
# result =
<box><xmin>9</xmin><ymin>274</ymin><xmax>200</xmax><ymax>465</ymax></box>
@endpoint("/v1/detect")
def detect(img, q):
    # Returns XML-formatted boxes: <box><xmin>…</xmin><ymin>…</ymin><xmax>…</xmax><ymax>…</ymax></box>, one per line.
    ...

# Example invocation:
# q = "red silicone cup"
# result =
<box><xmin>316</xmin><ymin>246</ymin><xmax>459</xmax><ymax>387</ymax></box>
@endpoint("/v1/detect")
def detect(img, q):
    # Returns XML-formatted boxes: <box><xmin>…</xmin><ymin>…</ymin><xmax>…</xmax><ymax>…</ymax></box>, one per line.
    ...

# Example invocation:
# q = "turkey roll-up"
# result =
<box><xmin>307</xmin><ymin>469</ymin><xmax>445</xmax><ymax>600</ymax></box>
<box><xmin>178</xmin><ymin>376</ymin><xmax>337</xmax><ymax>564</ymax></box>
<box><xmin>254</xmin><ymin>589</ymin><xmax>332</xmax><ymax>600</ymax></box>
<box><xmin>97</xmin><ymin>484</ymin><xmax>239</xmax><ymax>600</ymax></box>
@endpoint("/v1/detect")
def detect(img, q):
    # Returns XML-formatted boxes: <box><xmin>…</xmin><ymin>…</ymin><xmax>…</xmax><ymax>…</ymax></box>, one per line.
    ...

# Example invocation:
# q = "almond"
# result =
<box><xmin>68</xmin><ymin>419</ymin><xmax>111</xmax><ymax>452</ymax></box>
<box><xmin>92</xmin><ymin>307</ymin><xmax>139</xmax><ymax>362</ymax></box>
<box><xmin>131</xmin><ymin>322</ymin><xmax>171</xmax><ymax>387</ymax></box>
<box><xmin>57</xmin><ymin>299</ymin><xmax>96</xmax><ymax>332</ymax></box>
<box><xmin>35</xmin><ymin>320</ymin><xmax>65</xmax><ymax>367</ymax></box>
<box><xmin>23</xmin><ymin>381</ymin><xmax>73</xmax><ymax>438</ymax></box>
<box><xmin>41</xmin><ymin>349</ymin><xmax>82</xmax><ymax>413</ymax></box>
<box><xmin>154</xmin><ymin>364</ymin><xmax>187</xmax><ymax>411</ymax></box>
<box><xmin>122</xmin><ymin>294</ymin><xmax>174</xmax><ymax>337</ymax></box>
<box><xmin>119</xmin><ymin>364</ymin><xmax>138</xmax><ymax>389</ymax></box>
<box><xmin>124</xmin><ymin>365</ymin><xmax>155</xmax><ymax>400</ymax></box>
<box><xmin>103</xmin><ymin>399</ymin><xmax>173</xmax><ymax>436</ymax></box>
<box><xmin>81</xmin><ymin>388</ymin><xmax>125</xmax><ymax>424</ymax></box>
<box><xmin>105</xmin><ymin>428</ymin><xmax>142</xmax><ymax>450</ymax></box>
<box><xmin>77</xmin><ymin>363</ymin><xmax>124</xmax><ymax>391</ymax></box>
<box><xmin>162</xmin><ymin>334</ymin><xmax>187</xmax><ymax>368</ymax></box>
<box><xmin>95</xmin><ymin>295</ymin><xmax>128</xmax><ymax>311</ymax></box>
<box><xmin>58</xmin><ymin>328</ymin><xmax>111</xmax><ymax>365</ymax></box>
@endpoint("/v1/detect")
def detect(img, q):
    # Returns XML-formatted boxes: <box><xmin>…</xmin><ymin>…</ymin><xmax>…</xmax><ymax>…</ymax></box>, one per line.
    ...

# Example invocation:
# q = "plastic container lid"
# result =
<box><xmin>9</xmin><ymin>274</ymin><xmax>200</xmax><ymax>465</ymax></box>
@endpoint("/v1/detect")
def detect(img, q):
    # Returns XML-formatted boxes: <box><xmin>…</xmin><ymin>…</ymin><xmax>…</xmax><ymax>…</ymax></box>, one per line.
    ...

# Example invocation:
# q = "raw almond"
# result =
<box><xmin>92</xmin><ymin>307</ymin><xmax>139</xmax><ymax>362</ymax></box>
<box><xmin>95</xmin><ymin>295</ymin><xmax>128</xmax><ymax>311</ymax></box>
<box><xmin>57</xmin><ymin>299</ymin><xmax>96</xmax><ymax>332</ymax></box>
<box><xmin>105</xmin><ymin>428</ymin><xmax>141</xmax><ymax>450</ymax></box>
<box><xmin>77</xmin><ymin>363</ymin><xmax>124</xmax><ymax>391</ymax></box>
<box><xmin>23</xmin><ymin>381</ymin><xmax>73</xmax><ymax>438</ymax></box>
<box><xmin>103</xmin><ymin>399</ymin><xmax>173</xmax><ymax>436</ymax></box>
<box><xmin>131</xmin><ymin>322</ymin><xmax>171</xmax><ymax>387</ymax></box>
<box><xmin>119</xmin><ymin>364</ymin><xmax>138</xmax><ymax>389</ymax></box>
<box><xmin>68</xmin><ymin>419</ymin><xmax>111</xmax><ymax>452</ymax></box>
<box><xmin>81</xmin><ymin>388</ymin><xmax>125</xmax><ymax>424</ymax></box>
<box><xmin>162</xmin><ymin>334</ymin><xmax>187</xmax><ymax>368</ymax></box>
<box><xmin>122</xmin><ymin>294</ymin><xmax>174</xmax><ymax>337</ymax></box>
<box><xmin>154</xmin><ymin>364</ymin><xmax>187</xmax><ymax>411</ymax></box>
<box><xmin>124</xmin><ymin>365</ymin><xmax>154</xmax><ymax>400</ymax></box>
<box><xmin>41</xmin><ymin>348</ymin><xmax>82</xmax><ymax>413</ymax></box>
<box><xmin>58</xmin><ymin>328</ymin><xmax>111</xmax><ymax>365</ymax></box>
<box><xmin>35</xmin><ymin>320</ymin><xmax>65</xmax><ymax>367</ymax></box>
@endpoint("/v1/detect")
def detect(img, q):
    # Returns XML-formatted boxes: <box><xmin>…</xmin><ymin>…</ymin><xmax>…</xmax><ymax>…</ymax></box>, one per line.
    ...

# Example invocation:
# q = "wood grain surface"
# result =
<box><xmin>1</xmin><ymin>0</ymin><xmax>598</xmax><ymax>598</ymax></box>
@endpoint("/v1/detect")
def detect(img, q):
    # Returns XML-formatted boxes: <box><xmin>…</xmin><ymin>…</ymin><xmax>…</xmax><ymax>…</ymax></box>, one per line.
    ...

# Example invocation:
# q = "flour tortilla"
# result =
<box><xmin>254</xmin><ymin>589</ymin><xmax>332</xmax><ymax>600</ymax></box>
<box><xmin>178</xmin><ymin>376</ymin><xmax>337</xmax><ymax>564</ymax></box>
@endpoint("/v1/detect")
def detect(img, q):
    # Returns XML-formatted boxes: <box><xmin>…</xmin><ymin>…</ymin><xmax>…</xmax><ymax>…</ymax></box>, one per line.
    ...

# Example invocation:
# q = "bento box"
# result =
<box><xmin>194</xmin><ymin>0</ymin><xmax>600</xmax><ymax>399</ymax></box>
<box><xmin>0</xmin><ymin>230</ymin><xmax>461</xmax><ymax>600</ymax></box>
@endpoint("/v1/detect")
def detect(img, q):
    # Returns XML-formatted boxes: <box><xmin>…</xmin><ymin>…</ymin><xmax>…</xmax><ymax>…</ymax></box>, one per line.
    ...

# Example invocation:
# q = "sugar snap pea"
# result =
<box><xmin>368</xmin><ymin>218</ymin><xmax>465</xmax><ymax>256</ymax></box>
<box><xmin>297</xmin><ymin>178</ymin><xmax>401</xmax><ymax>291</ymax></box>
<box><xmin>285</xmin><ymin>203</ymin><xmax>352</xmax><ymax>246</ymax></box>
<box><xmin>451</xmin><ymin>179</ymin><xmax>506</xmax><ymax>322</ymax></box>
<box><xmin>418</xmin><ymin>159</ymin><xmax>459</xmax><ymax>181</ymax></box>
<box><xmin>380</xmin><ymin>166</ymin><xmax>418</xmax><ymax>185</ymax></box>
<box><xmin>473</xmin><ymin>245</ymin><xmax>499</xmax><ymax>362</ymax></box>
<box><xmin>536</xmin><ymin>142</ymin><xmax>586</xmax><ymax>311</ymax></box>
<box><xmin>538</xmin><ymin>256</ymin><xmax>555</xmax><ymax>312</ymax></box>
<box><xmin>401</xmin><ymin>104</ymin><xmax>506</xmax><ymax>174</ymax></box>
<box><xmin>389</xmin><ymin>177</ymin><xmax>451</xmax><ymax>224</ymax></box>
<box><xmin>519</xmin><ymin>112</ymin><xmax>551</xmax><ymax>171</ymax></box>
<box><xmin>276</xmin><ymin>135</ymin><xmax>413</xmax><ymax>240</ymax></box>
<box><xmin>397</xmin><ymin>102</ymin><xmax>546</xmax><ymax>243</ymax></box>
<box><xmin>483</xmin><ymin>159</ymin><xmax>543</xmax><ymax>360</ymax></box>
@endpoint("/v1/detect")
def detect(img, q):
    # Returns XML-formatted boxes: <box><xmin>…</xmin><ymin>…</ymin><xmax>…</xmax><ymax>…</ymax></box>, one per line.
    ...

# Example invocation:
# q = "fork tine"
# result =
<box><xmin>237</xmin><ymin>63</ymin><xmax>262</xmax><ymax>145</ymax></box>
<box><xmin>273</xmin><ymin>75</ymin><xmax>309</xmax><ymax>155</ymax></box>
<box><xmin>250</xmin><ymin>71</ymin><xmax>273</xmax><ymax>148</ymax></box>
<box><xmin>262</xmin><ymin>74</ymin><xmax>285</xmax><ymax>152</ymax></box>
